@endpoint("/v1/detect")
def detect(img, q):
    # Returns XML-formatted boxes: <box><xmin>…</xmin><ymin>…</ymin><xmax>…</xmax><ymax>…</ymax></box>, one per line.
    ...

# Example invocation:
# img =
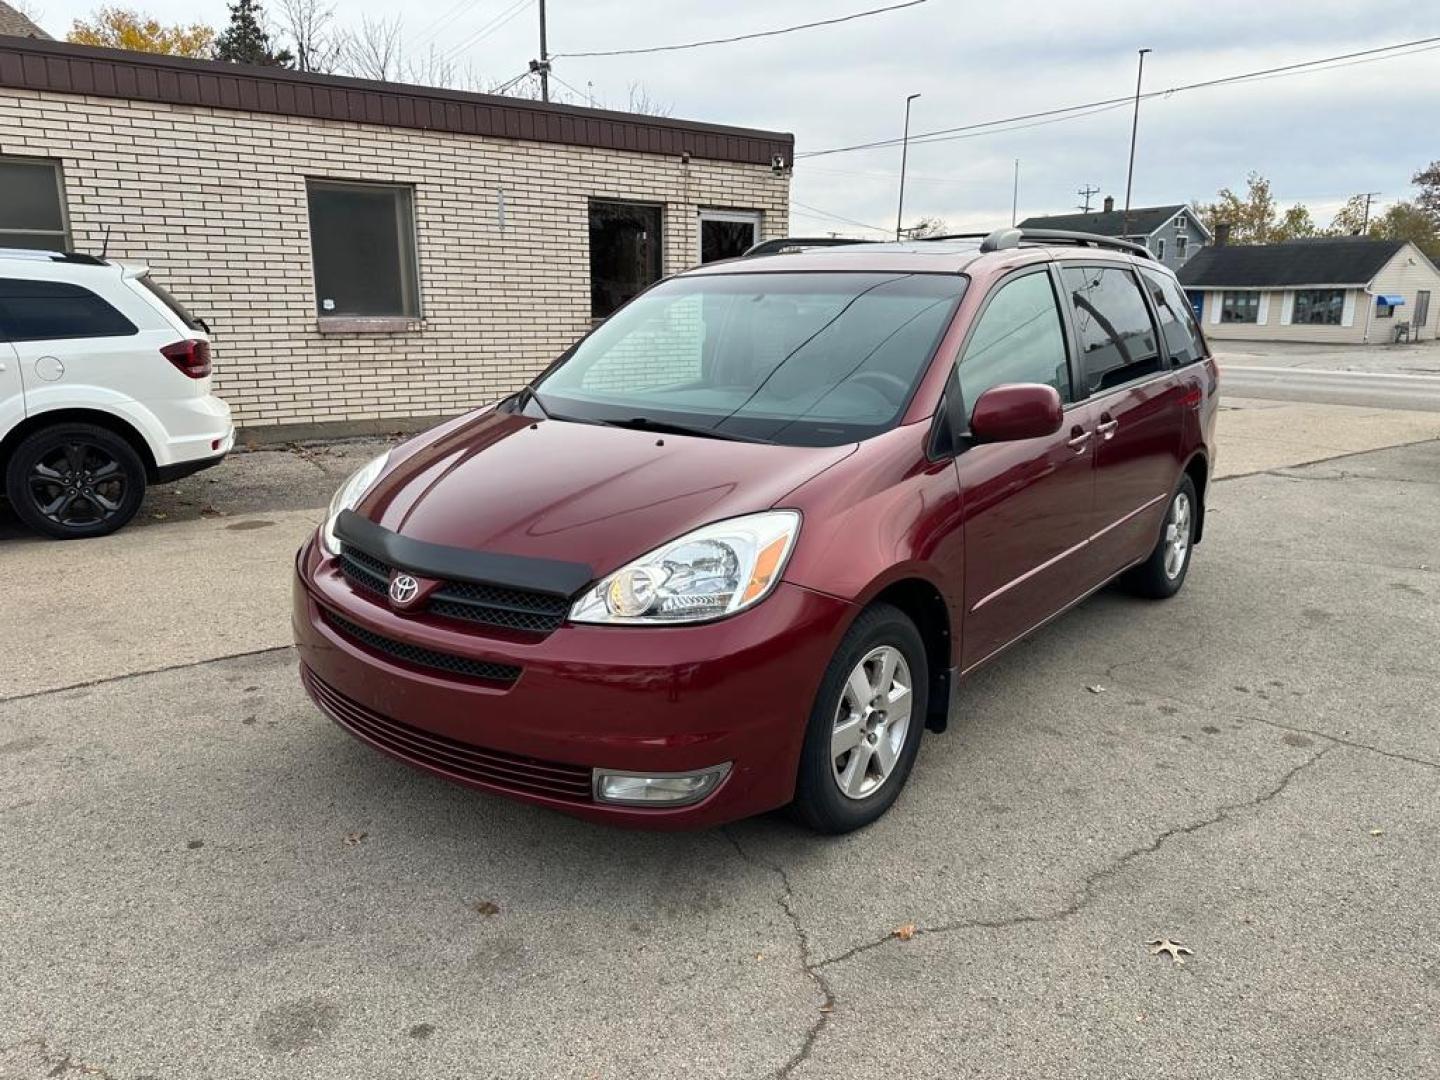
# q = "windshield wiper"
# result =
<box><xmin>511</xmin><ymin>385</ymin><xmax>549</xmax><ymax>418</ymax></box>
<box><xmin>597</xmin><ymin>416</ymin><xmax>770</xmax><ymax>444</ymax></box>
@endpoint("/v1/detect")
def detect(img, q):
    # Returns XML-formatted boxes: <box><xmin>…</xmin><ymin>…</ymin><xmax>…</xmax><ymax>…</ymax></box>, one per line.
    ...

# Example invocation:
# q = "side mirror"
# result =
<box><xmin>969</xmin><ymin>383</ymin><xmax>1064</xmax><ymax>443</ymax></box>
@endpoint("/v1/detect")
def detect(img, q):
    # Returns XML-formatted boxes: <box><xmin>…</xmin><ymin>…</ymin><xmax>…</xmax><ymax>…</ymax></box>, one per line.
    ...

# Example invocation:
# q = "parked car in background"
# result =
<box><xmin>293</xmin><ymin>228</ymin><xmax>1217</xmax><ymax>833</ymax></box>
<box><xmin>0</xmin><ymin>249</ymin><xmax>232</xmax><ymax>539</ymax></box>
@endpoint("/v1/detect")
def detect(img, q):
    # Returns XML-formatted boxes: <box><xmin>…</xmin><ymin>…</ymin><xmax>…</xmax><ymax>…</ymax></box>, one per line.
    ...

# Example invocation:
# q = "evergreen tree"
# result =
<box><xmin>214</xmin><ymin>0</ymin><xmax>293</xmax><ymax>67</ymax></box>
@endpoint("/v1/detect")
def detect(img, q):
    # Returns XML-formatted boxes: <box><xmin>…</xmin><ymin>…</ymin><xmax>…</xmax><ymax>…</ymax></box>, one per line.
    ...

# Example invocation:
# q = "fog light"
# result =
<box><xmin>593</xmin><ymin>763</ymin><xmax>731</xmax><ymax>807</ymax></box>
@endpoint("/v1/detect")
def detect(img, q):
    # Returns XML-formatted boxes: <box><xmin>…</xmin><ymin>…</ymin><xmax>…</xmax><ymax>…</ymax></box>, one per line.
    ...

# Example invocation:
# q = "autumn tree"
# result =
<box><xmin>215</xmin><ymin>0</ymin><xmax>292</xmax><ymax>66</ymax></box>
<box><xmin>1195</xmin><ymin>172</ymin><xmax>1316</xmax><ymax>245</ymax></box>
<box><xmin>67</xmin><ymin>7</ymin><xmax>216</xmax><ymax>57</ymax></box>
<box><xmin>1413</xmin><ymin>160</ymin><xmax>1440</xmax><ymax>221</ymax></box>
<box><xmin>1327</xmin><ymin>195</ymin><xmax>1372</xmax><ymax>237</ymax></box>
<box><xmin>1372</xmin><ymin>202</ymin><xmax>1440</xmax><ymax>259</ymax></box>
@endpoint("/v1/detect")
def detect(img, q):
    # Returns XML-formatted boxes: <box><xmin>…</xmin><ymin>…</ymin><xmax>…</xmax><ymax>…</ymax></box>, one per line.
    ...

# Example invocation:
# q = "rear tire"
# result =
<box><xmin>792</xmin><ymin>603</ymin><xmax>928</xmax><ymax>834</ymax></box>
<box><xmin>4</xmin><ymin>423</ymin><xmax>147</xmax><ymax>540</ymax></box>
<box><xmin>1123</xmin><ymin>475</ymin><xmax>1197</xmax><ymax>599</ymax></box>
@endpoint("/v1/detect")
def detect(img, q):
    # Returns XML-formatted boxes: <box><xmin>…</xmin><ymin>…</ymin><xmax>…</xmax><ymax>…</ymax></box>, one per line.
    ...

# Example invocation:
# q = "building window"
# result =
<box><xmin>698</xmin><ymin>209</ymin><xmax>761</xmax><ymax>264</ymax></box>
<box><xmin>1176</xmin><ymin>213</ymin><xmax>1188</xmax><ymax>230</ymax></box>
<box><xmin>0</xmin><ymin>156</ymin><xmax>70</xmax><ymax>251</ymax></box>
<box><xmin>1220</xmin><ymin>291</ymin><xmax>1259</xmax><ymax>323</ymax></box>
<box><xmin>1292</xmin><ymin>289</ymin><xmax>1345</xmax><ymax>326</ymax></box>
<box><xmin>1417</xmin><ymin>290</ymin><xmax>1431</xmax><ymax>328</ymax></box>
<box><xmin>1156</xmin><ymin>237</ymin><xmax>1166</xmax><ymax>260</ymax></box>
<box><xmin>1175</xmin><ymin>235</ymin><xmax>1188</xmax><ymax>259</ymax></box>
<box><xmin>306</xmin><ymin>180</ymin><xmax>420</xmax><ymax>318</ymax></box>
<box><xmin>589</xmin><ymin>200</ymin><xmax>663</xmax><ymax>319</ymax></box>
<box><xmin>1376</xmin><ymin>300</ymin><xmax>1396</xmax><ymax>319</ymax></box>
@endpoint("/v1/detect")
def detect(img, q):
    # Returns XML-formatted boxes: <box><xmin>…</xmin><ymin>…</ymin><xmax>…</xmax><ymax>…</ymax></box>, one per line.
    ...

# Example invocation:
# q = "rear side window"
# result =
<box><xmin>1140</xmin><ymin>268</ymin><xmax>1207</xmax><ymax>365</ymax></box>
<box><xmin>136</xmin><ymin>273</ymin><xmax>206</xmax><ymax>332</ymax></box>
<box><xmin>958</xmin><ymin>270</ymin><xmax>1072</xmax><ymax>409</ymax></box>
<box><xmin>0</xmin><ymin>278</ymin><xmax>138</xmax><ymax>342</ymax></box>
<box><xmin>1061</xmin><ymin>266</ymin><xmax>1163</xmax><ymax>394</ymax></box>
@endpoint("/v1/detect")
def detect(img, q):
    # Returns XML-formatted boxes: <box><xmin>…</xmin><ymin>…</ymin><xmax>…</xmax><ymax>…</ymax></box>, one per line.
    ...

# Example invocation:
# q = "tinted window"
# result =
<box><xmin>137</xmin><ymin>273</ymin><xmax>206</xmax><ymax>332</ymax></box>
<box><xmin>1141</xmin><ymin>269</ymin><xmax>1208</xmax><ymax>365</ymax></box>
<box><xmin>0</xmin><ymin>278</ymin><xmax>137</xmax><ymax>342</ymax></box>
<box><xmin>958</xmin><ymin>271</ymin><xmax>1070</xmax><ymax>409</ymax></box>
<box><xmin>590</xmin><ymin>201</ymin><xmax>663</xmax><ymax>318</ymax></box>
<box><xmin>307</xmin><ymin>180</ymin><xmax>419</xmax><ymax>318</ymax></box>
<box><xmin>536</xmin><ymin>272</ymin><xmax>966</xmax><ymax>447</ymax></box>
<box><xmin>1061</xmin><ymin>266</ymin><xmax>1162</xmax><ymax>393</ymax></box>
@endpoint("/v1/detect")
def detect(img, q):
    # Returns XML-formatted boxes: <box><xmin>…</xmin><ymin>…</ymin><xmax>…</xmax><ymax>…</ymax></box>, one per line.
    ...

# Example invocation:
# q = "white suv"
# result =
<box><xmin>1</xmin><ymin>249</ymin><xmax>233</xmax><ymax>538</ymax></box>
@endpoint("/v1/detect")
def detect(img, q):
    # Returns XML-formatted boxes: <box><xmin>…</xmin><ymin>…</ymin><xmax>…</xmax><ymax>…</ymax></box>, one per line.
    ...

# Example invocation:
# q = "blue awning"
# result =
<box><xmin>1376</xmin><ymin>294</ymin><xmax>1406</xmax><ymax>306</ymax></box>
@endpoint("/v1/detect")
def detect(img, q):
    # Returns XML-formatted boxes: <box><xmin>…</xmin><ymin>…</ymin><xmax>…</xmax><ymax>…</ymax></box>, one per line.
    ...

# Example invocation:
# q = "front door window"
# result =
<box><xmin>589</xmin><ymin>201</ymin><xmax>663</xmax><ymax>319</ymax></box>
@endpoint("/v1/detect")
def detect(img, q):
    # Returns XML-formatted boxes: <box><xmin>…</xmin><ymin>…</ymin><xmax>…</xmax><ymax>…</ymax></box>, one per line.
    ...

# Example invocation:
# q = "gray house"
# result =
<box><xmin>0</xmin><ymin>1</ymin><xmax>49</xmax><ymax>37</ymax></box>
<box><xmin>1019</xmin><ymin>196</ymin><xmax>1210</xmax><ymax>271</ymax></box>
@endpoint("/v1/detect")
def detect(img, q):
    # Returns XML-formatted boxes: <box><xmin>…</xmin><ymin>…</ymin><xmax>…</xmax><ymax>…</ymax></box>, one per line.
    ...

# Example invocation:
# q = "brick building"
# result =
<box><xmin>0</xmin><ymin>36</ymin><xmax>793</xmax><ymax>433</ymax></box>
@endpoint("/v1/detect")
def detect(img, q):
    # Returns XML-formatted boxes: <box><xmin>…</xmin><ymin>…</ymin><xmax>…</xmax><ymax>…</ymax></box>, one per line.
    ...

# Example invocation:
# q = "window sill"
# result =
<box><xmin>316</xmin><ymin>316</ymin><xmax>423</xmax><ymax>335</ymax></box>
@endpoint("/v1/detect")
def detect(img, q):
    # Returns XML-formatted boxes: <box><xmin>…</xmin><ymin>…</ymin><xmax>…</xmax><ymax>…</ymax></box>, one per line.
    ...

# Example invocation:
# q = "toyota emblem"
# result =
<box><xmin>389</xmin><ymin>573</ymin><xmax>420</xmax><ymax>606</ymax></box>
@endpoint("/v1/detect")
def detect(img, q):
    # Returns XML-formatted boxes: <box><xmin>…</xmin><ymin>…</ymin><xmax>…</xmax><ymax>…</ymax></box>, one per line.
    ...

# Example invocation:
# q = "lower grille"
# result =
<box><xmin>321</xmin><ymin>608</ymin><xmax>521</xmax><ymax>685</ymax></box>
<box><xmin>302</xmin><ymin>666</ymin><xmax>593</xmax><ymax>803</ymax></box>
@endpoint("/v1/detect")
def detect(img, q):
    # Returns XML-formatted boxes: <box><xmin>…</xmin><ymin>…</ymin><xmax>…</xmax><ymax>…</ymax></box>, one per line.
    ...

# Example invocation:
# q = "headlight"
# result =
<box><xmin>320</xmin><ymin>452</ymin><xmax>390</xmax><ymax>555</ymax></box>
<box><xmin>569</xmin><ymin>510</ymin><xmax>801</xmax><ymax>625</ymax></box>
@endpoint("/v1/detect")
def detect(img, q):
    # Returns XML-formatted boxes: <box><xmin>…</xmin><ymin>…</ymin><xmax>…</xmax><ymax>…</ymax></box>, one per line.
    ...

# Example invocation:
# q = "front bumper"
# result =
<box><xmin>292</xmin><ymin>535</ymin><xmax>855</xmax><ymax>829</ymax></box>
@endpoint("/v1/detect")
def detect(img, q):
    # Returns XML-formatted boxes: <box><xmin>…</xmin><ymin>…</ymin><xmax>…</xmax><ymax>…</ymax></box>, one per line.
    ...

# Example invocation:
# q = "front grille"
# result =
<box><xmin>339</xmin><ymin>545</ymin><xmax>570</xmax><ymax>635</ymax></box>
<box><xmin>302</xmin><ymin>666</ymin><xmax>593</xmax><ymax>803</ymax></box>
<box><xmin>321</xmin><ymin>608</ymin><xmax>521</xmax><ymax>685</ymax></box>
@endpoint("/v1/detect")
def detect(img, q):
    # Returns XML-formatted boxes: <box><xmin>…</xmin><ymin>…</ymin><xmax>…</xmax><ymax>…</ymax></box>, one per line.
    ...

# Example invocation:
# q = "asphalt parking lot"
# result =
<box><xmin>3</xmin><ymin>416</ymin><xmax>1438</xmax><ymax>1079</ymax></box>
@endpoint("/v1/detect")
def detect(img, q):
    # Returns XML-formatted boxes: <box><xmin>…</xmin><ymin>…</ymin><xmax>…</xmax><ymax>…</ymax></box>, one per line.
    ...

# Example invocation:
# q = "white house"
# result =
<box><xmin>1178</xmin><ymin>237</ymin><xmax>1440</xmax><ymax>344</ymax></box>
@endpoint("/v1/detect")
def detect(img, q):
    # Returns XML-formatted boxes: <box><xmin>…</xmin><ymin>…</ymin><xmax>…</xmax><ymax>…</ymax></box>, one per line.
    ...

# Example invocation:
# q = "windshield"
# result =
<box><xmin>533</xmin><ymin>271</ymin><xmax>967</xmax><ymax>447</ymax></box>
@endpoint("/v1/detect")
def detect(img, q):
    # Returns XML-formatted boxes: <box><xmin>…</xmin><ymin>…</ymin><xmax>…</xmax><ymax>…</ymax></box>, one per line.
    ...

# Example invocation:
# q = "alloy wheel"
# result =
<box><xmin>26</xmin><ymin>441</ymin><xmax>128</xmax><ymax>529</ymax></box>
<box><xmin>830</xmin><ymin>645</ymin><xmax>913</xmax><ymax>800</ymax></box>
<box><xmin>1163</xmin><ymin>492</ymin><xmax>1192</xmax><ymax>580</ymax></box>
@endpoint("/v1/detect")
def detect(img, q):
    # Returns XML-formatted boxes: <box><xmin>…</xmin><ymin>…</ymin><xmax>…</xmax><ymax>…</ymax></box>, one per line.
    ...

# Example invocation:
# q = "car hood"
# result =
<box><xmin>359</xmin><ymin>409</ymin><xmax>856</xmax><ymax>578</ymax></box>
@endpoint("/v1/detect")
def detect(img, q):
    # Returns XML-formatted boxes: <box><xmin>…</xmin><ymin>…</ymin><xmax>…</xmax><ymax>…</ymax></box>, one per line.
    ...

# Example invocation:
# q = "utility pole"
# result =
<box><xmin>895</xmin><ymin>92</ymin><xmax>921</xmax><ymax>241</ymax></box>
<box><xmin>537</xmin><ymin>0</ymin><xmax>550</xmax><ymax>103</ymax></box>
<box><xmin>1360</xmin><ymin>191</ymin><xmax>1380</xmax><ymax>232</ymax></box>
<box><xmin>1123</xmin><ymin>47</ymin><xmax>1151</xmax><ymax>239</ymax></box>
<box><xmin>1077</xmin><ymin>184</ymin><xmax>1100</xmax><ymax>213</ymax></box>
<box><xmin>1011</xmin><ymin>159</ymin><xmax>1020</xmax><ymax>226</ymax></box>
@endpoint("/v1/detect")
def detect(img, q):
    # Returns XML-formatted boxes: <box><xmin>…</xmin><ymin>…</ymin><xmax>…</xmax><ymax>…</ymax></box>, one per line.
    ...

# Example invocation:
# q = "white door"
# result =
<box><xmin>698</xmin><ymin>210</ymin><xmax>761</xmax><ymax>264</ymax></box>
<box><xmin>0</xmin><ymin>338</ymin><xmax>23</xmax><ymax>438</ymax></box>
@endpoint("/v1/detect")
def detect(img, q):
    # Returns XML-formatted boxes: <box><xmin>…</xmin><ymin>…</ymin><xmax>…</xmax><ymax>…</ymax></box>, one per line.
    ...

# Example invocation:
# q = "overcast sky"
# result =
<box><xmin>23</xmin><ymin>0</ymin><xmax>1440</xmax><ymax>236</ymax></box>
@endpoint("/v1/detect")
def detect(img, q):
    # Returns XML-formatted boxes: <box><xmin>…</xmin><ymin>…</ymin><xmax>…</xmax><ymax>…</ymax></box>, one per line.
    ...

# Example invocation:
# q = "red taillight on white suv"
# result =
<box><xmin>161</xmin><ymin>339</ymin><xmax>212</xmax><ymax>379</ymax></box>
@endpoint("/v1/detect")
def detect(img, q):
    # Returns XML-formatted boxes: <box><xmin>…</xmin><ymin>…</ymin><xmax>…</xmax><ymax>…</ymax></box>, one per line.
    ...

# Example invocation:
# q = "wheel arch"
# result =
<box><xmin>0</xmin><ymin>407</ymin><xmax>158</xmax><ymax>482</ymax></box>
<box><xmin>856</xmin><ymin>574</ymin><xmax>955</xmax><ymax>735</ymax></box>
<box><xmin>1183</xmin><ymin>451</ymin><xmax>1209</xmax><ymax>544</ymax></box>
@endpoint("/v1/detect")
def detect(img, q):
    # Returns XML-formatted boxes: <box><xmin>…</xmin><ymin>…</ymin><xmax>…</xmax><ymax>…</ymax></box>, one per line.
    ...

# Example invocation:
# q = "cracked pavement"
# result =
<box><xmin>2</xmin><ymin>438</ymin><xmax>1438</xmax><ymax>1079</ymax></box>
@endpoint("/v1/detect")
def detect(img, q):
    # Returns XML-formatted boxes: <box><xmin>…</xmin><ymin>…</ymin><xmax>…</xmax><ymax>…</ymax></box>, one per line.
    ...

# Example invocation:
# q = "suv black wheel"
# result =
<box><xmin>792</xmin><ymin>603</ymin><xmax>928</xmax><ymax>834</ymax></box>
<box><xmin>4</xmin><ymin>423</ymin><xmax>147</xmax><ymax>540</ymax></box>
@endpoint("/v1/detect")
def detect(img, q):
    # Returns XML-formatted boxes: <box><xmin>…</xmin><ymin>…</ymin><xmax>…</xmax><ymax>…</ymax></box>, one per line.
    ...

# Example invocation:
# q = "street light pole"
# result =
<box><xmin>895</xmin><ymin>92</ymin><xmax>921</xmax><ymax>241</ymax></box>
<box><xmin>538</xmin><ymin>0</ymin><xmax>550</xmax><ymax>103</ymax></box>
<box><xmin>1123</xmin><ymin>47</ymin><xmax>1151</xmax><ymax>239</ymax></box>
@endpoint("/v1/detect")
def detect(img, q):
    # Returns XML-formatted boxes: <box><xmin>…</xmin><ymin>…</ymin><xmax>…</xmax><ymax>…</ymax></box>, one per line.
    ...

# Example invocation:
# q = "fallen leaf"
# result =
<box><xmin>893</xmin><ymin>923</ymin><xmax>918</xmax><ymax>941</ymax></box>
<box><xmin>470</xmin><ymin>899</ymin><xmax>500</xmax><ymax>916</ymax></box>
<box><xmin>819</xmin><ymin>1001</ymin><xmax>833</xmax><ymax>1014</ymax></box>
<box><xmin>151</xmin><ymin>512</ymin><xmax>167</xmax><ymax>520</ymax></box>
<box><xmin>1086</xmin><ymin>684</ymin><xmax>1106</xmax><ymax>694</ymax></box>
<box><xmin>1369</xmin><ymin>828</ymin><xmax>1384</xmax><ymax>837</ymax></box>
<box><xmin>343</xmin><ymin>831</ymin><xmax>367</xmax><ymax>846</ymax></box>
<box><xmin>1148</xmin><ymin>937</ymin><xmax>1193</xmax><ymax>965</ymax></box>
<box><xmin>755</xmin><ymin>951</ymin><xmax>765</xmax><ymax>961</ymax></box>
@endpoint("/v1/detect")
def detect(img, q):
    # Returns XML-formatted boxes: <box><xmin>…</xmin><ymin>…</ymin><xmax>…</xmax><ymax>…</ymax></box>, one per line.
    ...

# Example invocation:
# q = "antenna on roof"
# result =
<box><xmin>100</xmin><ymin>225</ymin><xmax>111</xmax><ymax>260</ymax></box>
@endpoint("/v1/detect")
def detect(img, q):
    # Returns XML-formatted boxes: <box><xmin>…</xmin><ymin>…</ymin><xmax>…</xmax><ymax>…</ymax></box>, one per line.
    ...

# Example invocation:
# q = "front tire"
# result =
<box><xmin>1123</xmin><ymin>475</ymin><xmax>1197</xmax><ymax>599</ymax></box>
<box><xmin>4</xmin><ymin>423</ymin><xmax>147</xmax><ymax>540</ymax></box>
<box><xmin>792</xmin><ymin>603</ymin><xmax>928</xmax><ymax>834</ymax></box>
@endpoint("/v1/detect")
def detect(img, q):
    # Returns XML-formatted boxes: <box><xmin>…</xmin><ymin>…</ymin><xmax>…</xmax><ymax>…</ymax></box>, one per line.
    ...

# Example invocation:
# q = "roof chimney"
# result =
<box><xmin>1215</xmin><ymin>222</ymin><xmax>1231</xmax><ymax>247</ymax></box>
<box><xmin>1102</xmin><ymin>195</ymin><xmax>1114</xmax><ymax>214</ymax></box>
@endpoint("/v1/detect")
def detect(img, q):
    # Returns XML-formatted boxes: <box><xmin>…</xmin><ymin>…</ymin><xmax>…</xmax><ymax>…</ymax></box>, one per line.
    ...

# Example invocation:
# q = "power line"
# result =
<box><xmin>554</xmin><ymin>0</ymin><xmax>927</xmax><ymax>58</ymax></box>
<box><xmin>790</xmin><ymin>200</ymin><xmax>890</xmax><ymax>234</ymax></box>
<box><xmin>437</xmin><ymin>0</ymin><xmax>536</xmax><ymax>66</ymax></box>
<box><xmin>797</xmin><ymin>34</ymin><xmax>1440</xmax><ymax>159</ymax></box>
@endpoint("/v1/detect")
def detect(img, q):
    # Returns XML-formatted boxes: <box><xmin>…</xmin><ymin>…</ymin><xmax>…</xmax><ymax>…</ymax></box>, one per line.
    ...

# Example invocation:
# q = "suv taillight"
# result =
<box><xmin>161</xmin><ymin>339</ymin><xmax>212</xmax><ymax>379</ymax></box>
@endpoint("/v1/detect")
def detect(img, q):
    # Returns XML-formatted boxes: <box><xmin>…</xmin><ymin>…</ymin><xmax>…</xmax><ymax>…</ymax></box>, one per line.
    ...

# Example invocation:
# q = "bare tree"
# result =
<box><xmin>903</xmin><ymin>216</ymin><xmax>950</xmax><ymax>239</ymax></box>
<box><xmin>278</xmin><ymin>0</ymin><xmax>342</xmax><ymax>73</ymax></box>
<box><xmin>625</xmin><ymin>81</ymin><xmax>671</xmax><ymax>117</ymax></box>
<box><xmin>340</xmin><ymin>14</ymin><xmax>402</xmax><ymax>82</ymax></box>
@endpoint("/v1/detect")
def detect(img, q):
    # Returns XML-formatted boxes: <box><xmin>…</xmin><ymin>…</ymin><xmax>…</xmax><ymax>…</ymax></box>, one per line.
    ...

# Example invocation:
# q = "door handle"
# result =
<box><xmin>1066</xmin><ymin>427</ymin><xmax>1093</xmax><ymax>452</ymax></box>
<box><xmin>1096</xmin><ymin>416</ymin><xmax>1119</xmax><ymax>440</ymax></box>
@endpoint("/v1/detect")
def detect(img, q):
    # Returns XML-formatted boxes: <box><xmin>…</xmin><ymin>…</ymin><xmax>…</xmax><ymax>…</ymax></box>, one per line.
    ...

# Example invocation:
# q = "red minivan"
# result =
<box><xmin>293</xmin><ymin>229</ymin><xmax>1217</xmax><ymax>833</ymax></box>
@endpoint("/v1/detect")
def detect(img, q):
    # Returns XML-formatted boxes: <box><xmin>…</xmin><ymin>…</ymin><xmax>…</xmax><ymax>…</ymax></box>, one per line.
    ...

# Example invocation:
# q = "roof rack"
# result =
<box><xmin>0</xmin><ymin>248</ymin><xmax>108</xmax><ymax>265</ymax></box>
<box><xmin>742</xmin><ymin>236</ymin><xmax>878</xmax><ymax>257</ymax></box>
<box><xmin>915</xmin><ymin>227</ymin><xmax>1153</xmax><ymax>259</ymax></box>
